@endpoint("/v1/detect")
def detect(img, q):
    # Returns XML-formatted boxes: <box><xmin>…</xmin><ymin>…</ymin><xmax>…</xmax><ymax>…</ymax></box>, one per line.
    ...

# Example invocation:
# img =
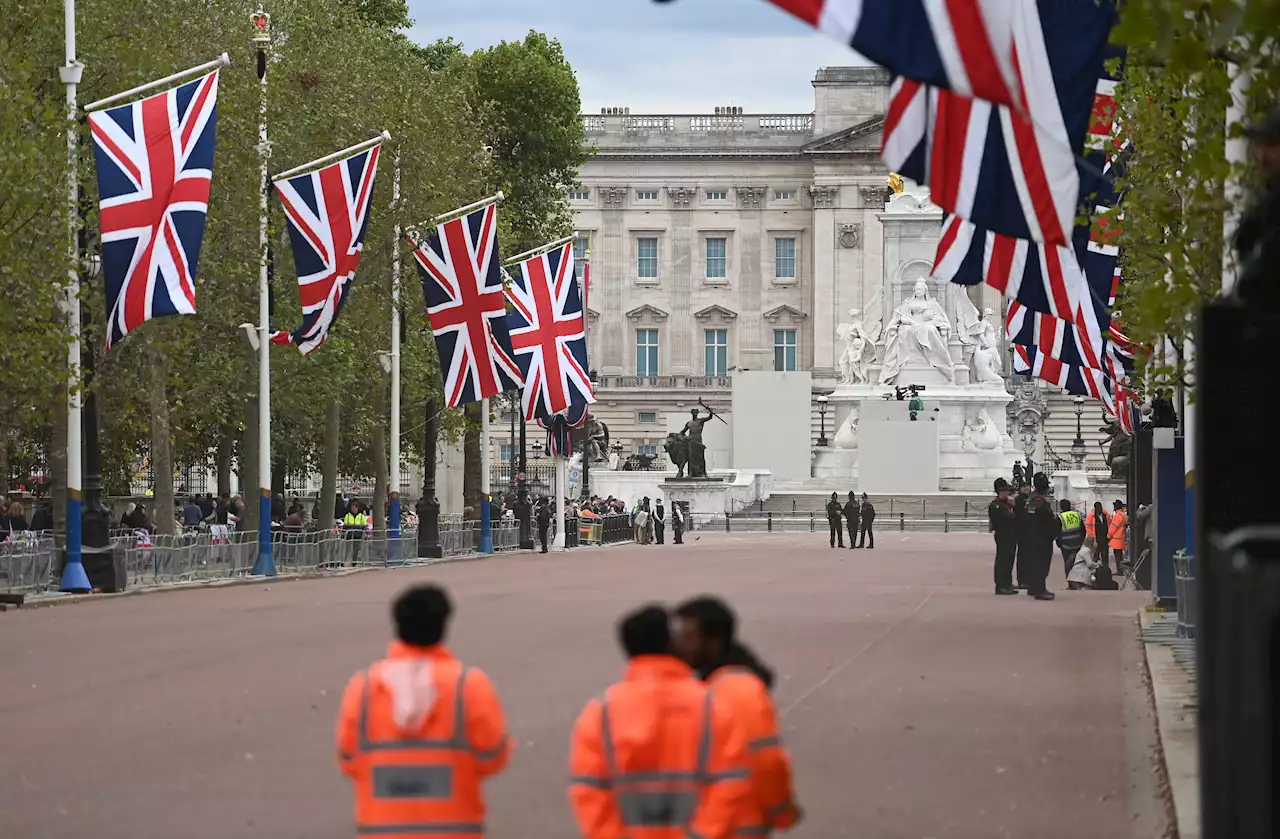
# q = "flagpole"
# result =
<box><xmin>554</xmin><ymin>455</ymin><xmax>567</xmax><ymax>550</ymax></box>
<box><xmin>578</xmin><ymin>244</ymin><xmax>593</xmax><ymax>502</ymax></box>
<box><xmin>82</xmin><ymin>53</ymin><xmax>230</xmax><ymax>113</ymax></box>
<box><xmin>58</xmin><ymin>0</ymin><xmax>90</xmax><ymax>592</ymax></box>
<box><xmin>271</xmin><ymin>131</ymin><xmax>390</xmax><ymax>182</ymax></box>
<box><xmin>478</xmin><ymin>398</ymin><xmax>494</xmax><ymax>554</ymax></box>
<box><xmin>388</xmin><ymin>154</ymin><xmax>402</xmax><ymax>560</ymax></box>
<box><xmin>250</xmin><ymin>9</ymin><xmax>275</xmax><ymax>576</ymax></box>
<box><xmin>503</xmin><ymin>234</ymin><xmax>575</xmax><ymax>265</ymax></box>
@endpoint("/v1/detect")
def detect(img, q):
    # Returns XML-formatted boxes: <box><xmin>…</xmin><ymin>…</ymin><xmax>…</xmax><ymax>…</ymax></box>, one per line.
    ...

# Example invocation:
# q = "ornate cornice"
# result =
<box><xmin>667</xmin><ymin>186</ymin><xmax>696</xmax><ymax>209</ymax></box>
<box><xmin>625</xmin><ymin>303</ymin><xmax>669</xmax><ymax>323</ymax></box>
<box><xmin>694</xmin><ymin>304</ymin><xmax>739</xmax><ymax>324</ymax></box>
<box><xmin>736</xmin><ymin>186</ymin><xmax>767</xmax><ymax>208</ymax></box>
<box><xmin>809</xmin><ymin>184</ymin><xmax>839</xmax><ymax>209</ymax></box>
<box><xmin>762</xmin><ymin>304</ymin><xmax>807</xmax><ymax>324</ymax></box>
<box><xmin>600</xmin><ymin>186</ymin><xmax>628</xmax><ymax>208</ymax></box>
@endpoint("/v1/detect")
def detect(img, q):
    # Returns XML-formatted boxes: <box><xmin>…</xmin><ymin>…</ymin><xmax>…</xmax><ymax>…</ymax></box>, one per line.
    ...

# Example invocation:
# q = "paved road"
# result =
<box><xmin>0</xmin><ymin>532</ymin><xmax>1168</xmax><ymax>839</ymax></box>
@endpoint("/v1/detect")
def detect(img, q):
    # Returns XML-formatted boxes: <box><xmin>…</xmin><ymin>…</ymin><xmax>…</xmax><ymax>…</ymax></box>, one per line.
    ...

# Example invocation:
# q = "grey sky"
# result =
<box><xmin>404</xmin><ymin>0</ymin><xmax>869</xmax><ymax>114</ymax></box>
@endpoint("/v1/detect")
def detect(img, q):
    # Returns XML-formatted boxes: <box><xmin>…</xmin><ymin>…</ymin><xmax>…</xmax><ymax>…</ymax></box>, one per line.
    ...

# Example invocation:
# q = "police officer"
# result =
<box><xmin>535</xmin><ymin>498</ymin><xmax>552</xmax><ymax>553</ymax></box>
<box><xmin>988</xmin><ymin>478</ymin><xmax>1017</xmax><ymax>595</ymax></box>
<box><xmin>1056</xmin><ymin>500</ymin><xmax>1085</xmax><ymax>580</ymax></box>
<box><xmin>1020</xmin><ymin>474</ymin><xmax>1059</xmax><ymax>601</ymax></box>
<box><xmin>842</xmin><ymin>491</ymin><xmax>860</xmax><ymax>550</ymax></box>
<box><xmin>826</xmin><ymin>493</ymin><xmax>844</xmax><ymax>548</ymax></box>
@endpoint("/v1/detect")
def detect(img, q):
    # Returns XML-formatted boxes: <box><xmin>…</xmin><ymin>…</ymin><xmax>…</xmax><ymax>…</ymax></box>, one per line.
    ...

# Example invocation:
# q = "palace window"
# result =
<box><xmin>635</xmin><ymin>189</ymin><xmax>659</xmax><ymax>201</ymax></box>
<box><xmin>774</xmin><ymin>188</ymin><xmax>797</xmax><ymax>201</ymax></box>
<box><xmin>773</xmin><ymin>329</ymin><xmax>797</xmax><ymax>372</ymax></box>
<box><xmin>573</xmin><ymin>234</ymin><xmax>590</xmax><ymax>281</ymax></box>
<box><xmin>774</xmin><ymin>237</ymin><xmax>797</xmax><ymax>279</ymax></box>
<box><xmin>636</xmin><ymin>329</ymin><xmax>659</xmax><ymax>376</ymax></box>
<box><xmin>705</xmin><ymin>329</ymin><xmax>728</xmax><ymax>377</ymax></box>
<box><xmin>637</xmin><ymin>236</ymin><xmax>659</xmax><ymax>279</ymax></box>
<box><xmin>705</xmin><ymin>189</ymin><xmax>728</xmax><ymax>201</ymax></box>
<box><xmin>638</xmin><ymin>411</ymin><xmax>658</xmax><ymax>424</ymax></box>
<box><xmin>705</xmin><ymin>237</ymin><xmax>727</xmax><ymax>279</ymax></box>
<box><xmin>569</xmin><ymin>186</ymin><xmax>590</xmax><ymax>201</ymax></box>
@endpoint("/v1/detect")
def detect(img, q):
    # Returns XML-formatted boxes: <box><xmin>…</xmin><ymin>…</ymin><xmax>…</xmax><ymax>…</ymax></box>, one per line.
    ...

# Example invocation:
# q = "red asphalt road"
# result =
<box><xmin>0</xmin><ymin>532</ymin><xmax>1167</xmax><ymax>839</ymax></box>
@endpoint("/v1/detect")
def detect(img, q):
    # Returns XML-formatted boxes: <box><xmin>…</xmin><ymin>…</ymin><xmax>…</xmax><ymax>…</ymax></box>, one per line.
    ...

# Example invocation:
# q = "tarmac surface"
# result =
<box><xmin>0</xmin><ymin>531</ymin><xmax>1168</xmax><ymax>839</ymax></box>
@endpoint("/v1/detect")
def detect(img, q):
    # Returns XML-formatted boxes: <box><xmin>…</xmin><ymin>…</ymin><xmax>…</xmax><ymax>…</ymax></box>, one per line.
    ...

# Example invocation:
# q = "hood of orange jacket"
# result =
<box><xmin>609</xmin><ymin>655</ymin><xmax>699</xmax><ymax>767</ymax></box>
<box><xmin>371</xmin><ymin>641</ymin><xmax>457</xmax><ymax>733</ymax></box>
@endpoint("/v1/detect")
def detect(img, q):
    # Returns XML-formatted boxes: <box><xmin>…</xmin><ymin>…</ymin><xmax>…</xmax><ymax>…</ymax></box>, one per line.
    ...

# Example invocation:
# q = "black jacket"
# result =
<box><xmin>825</xmin><ymin>500</ymin><xmax>842</xmax><ymax>522</ymax></box>
<box><xmin>988</xmin><ymin>497</ymin><xmax>1016</xmax><ymax>540</ymax></box>
<box><xmin>1019</xmin><ymin>493</ymin><xmax>1060</xmax><ymax>546</ymax></box>
<box><xmin>842</xmin><ymin>500</ymin><xmax>860</xmax><ymax>523</ymax></box>
<box><xmin>860</xmin><ymin>501</ymin><xmax>875</xmax><ymax>522</ymax></box>
<box><xmin>1234</xmin><ymin>176</ymin><xmax>1280</xmax><ymax>308</ymax></box>
<box><xmin>705</xmin><ymin>643</ymin><xmax>776</xmax><ymax>692</ymax></box>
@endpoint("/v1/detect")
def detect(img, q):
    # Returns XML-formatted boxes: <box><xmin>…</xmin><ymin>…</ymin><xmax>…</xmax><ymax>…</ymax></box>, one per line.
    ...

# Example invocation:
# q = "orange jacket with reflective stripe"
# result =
<box><xmin>706</xmin><ymin>666</ymin><xmax>800</xmax><ymax>837</ymax></box>
<box><xmin>336</xmin><ymin>642</ymin><xmax>512</xmax><ymax>838</ymax></box>
<box><xmin>568</xmin><ymin>655</ymin><xmax>750</xmax><ymax>839</ymax></box>
<box><xmin>1108</xmin><ymin>510</ymin><xmax>1128</xmax><ymax>550</ymax></box>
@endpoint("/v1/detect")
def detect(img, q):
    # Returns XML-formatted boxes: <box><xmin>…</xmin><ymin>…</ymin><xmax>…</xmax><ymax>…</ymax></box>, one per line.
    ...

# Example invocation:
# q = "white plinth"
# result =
<box><xmin>662</xmin><ymin>478</ymin><xmax>733</xmax><ymax>517</ymax></box>
<box><xmin>814</xmin><ymin>382</ymin><xmax>1017</xmax><ymax>491</ymax></box>
<box><xmin>859</xmin><ymin>403</ymin><xmax>940</xmax><ymax>494</ymax></box>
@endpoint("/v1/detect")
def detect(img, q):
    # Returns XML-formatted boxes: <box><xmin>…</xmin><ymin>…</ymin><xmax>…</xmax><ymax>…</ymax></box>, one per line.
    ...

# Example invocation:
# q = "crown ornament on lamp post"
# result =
<box><xmin>250</xmin><ymin>9</ymin><xmax>270</xmax><ymax>43</ymax></box>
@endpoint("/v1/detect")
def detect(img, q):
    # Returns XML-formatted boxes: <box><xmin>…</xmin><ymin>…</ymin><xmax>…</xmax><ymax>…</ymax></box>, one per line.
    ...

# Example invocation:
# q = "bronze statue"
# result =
<box><xmin>664</xmin><ymin>433</ymin><xmax>689</xmax><ymax>478</ymax></box>
<box><xmin>680</xmin><ymin>401</ymin><xmax>722</xmax><ymax>478</ymax></box>
<box><xmin>1100</xmin><ymin>419</ymin><xmax>1131</xmax><ymax>481</ymax></box>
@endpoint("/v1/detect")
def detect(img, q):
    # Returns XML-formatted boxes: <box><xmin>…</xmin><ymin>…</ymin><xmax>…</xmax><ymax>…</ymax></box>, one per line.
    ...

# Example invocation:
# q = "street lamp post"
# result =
<box><xmin>517</xmin><ymin>403</ymin><xmax>533</xmax><ymax>549</ymax></box>
<box><xmin>816</xmin><ymin>394</ymin><xmax>830</xmax><ymax>447</ymax></box>
<box><xmin>581</xmin><ymin>369</ymin><xmax>599</xmax><ymax>501</ymax></box>
<box><xmin>1071</xmin><ymin>396</ymin><xmax>1088</xmax><ymax>468</ymax></box>
<box><xmin>416</xmin><ymin>398</ymin><xmax>443</xmax><ymax>559</ymax></box>
<box><xmin>250</xmin><ymin>8</ymin><xmax>276</xmax><ymax>576</ymax></box>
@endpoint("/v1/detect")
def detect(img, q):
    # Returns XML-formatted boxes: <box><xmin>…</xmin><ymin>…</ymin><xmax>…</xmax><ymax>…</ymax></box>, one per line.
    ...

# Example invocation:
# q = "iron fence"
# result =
<box><xmin>0</xmin><ymin>532</ymin><xmax>59</xmax><ymax>595</ymax></box>
<box><xmin>691</xmin><ymin>512</ymin><xmax>990</xmax><ymax>534</ymax></box>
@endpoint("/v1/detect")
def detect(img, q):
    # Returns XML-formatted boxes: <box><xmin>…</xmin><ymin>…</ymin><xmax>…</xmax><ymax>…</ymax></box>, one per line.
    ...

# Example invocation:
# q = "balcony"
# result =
<box><xmin>581</xmin><ymin>113</ymin><xmax>815</xmax><ymax>154</ymax></box>
<box><xmin>595</xmin><ymin>375</ymin><xmax>734</xmax><ymax>389</ymax></box>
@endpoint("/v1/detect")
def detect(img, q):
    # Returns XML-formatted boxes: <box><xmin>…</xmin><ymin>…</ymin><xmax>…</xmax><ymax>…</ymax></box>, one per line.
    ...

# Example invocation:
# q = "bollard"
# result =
<box><xmin>758</xmin><ymin>498</ymin><xmax>764</xmax><ymax>512</ymax></box>
<box><xmin>767</xmin><ymin>512</ymin><xmax>773</xmax><ymax>532</ymax></box>
<box><xmin>922</xmin><ymin>498</ymin><xmax>927</xmax><ymax>517</ymax></box>
<box><xmin>810</xmin><ymin>512</ymin><xmax>815</xmax><ymax>532</ymax></box>
<box><xmin>899</xmin><ymin>512</ymin><xmax>905</xmax><ymax>531</ymax></box>
<box><xmin>792</xmin><ymin>498</ymin><xmax>797</xmax><ymax>513</ymax></box>
<box><xmin>944</xmin><ymin>511</ymin><xmax>949</xmax><ymax>533</ymax></box>
<box><xmin>725</xmin><ymin>514</ymin><xmax>731</xmax><ymax>533</ymax></box>
<box><xmin>965</xmin><ymin>501</ymin><xmax>970</xmax><ymax>517</ymax></box>
<box><xmin>890</xmin><ymin>497</ymin><xmax>895</xmax><ymax>515</ymax></box>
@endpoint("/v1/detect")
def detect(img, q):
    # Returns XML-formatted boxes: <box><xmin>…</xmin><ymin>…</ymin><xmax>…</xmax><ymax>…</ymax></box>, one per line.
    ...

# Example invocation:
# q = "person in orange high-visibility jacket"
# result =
<box><xmin>1108</xmin><ymin>500</ymin><xmax>1129</xmax><ymax>570</ymax></box>
<box><xmin>569</xmin><ymin>604</ymin><xmax>751</xmax><ymax>839</ymax></box>
<box><xmin>336</xmin><ymin>584</ymin><xmax>512</xmax><ymax>839</ymax></box>
<box><xmin>675</xmin><ymin>596</ymin><xmax>802</xmax><ymax>837</ymax></box>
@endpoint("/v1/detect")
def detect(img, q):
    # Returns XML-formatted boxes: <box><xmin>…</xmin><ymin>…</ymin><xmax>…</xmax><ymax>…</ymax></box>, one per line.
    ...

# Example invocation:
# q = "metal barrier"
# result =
<box><xmin>693</xmin><ymin>514</ymin><xmax>989</xmax><ymax>534</ymax></box>
<box><xmin>1173</xmin><ymin>550</ymin><xmax>1196</xmax><ymax>639</ymax></box>
<box><xmin>1</xmin><ymin>532</ymin><xmax>59</xmax><ymax>595</ymax></box>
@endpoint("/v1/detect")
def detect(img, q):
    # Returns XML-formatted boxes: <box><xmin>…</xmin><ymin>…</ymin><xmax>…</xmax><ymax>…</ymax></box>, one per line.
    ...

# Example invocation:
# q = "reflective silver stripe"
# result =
<box><xmin>618</xmin><ymin>789</ymin><xmax>698</xmax><ymax>826</ymax></box>
<box><xmin>735</xmin><ymin>827</ymin><xmax>770</xmax><ymax>837</ymax></box>
<box><xmin>356</xmin><ymin>823</ymin><xmax>483</xmax><ymax>835</ymax></box>
<box><xmin>371</xmin><ymin>765</ymin><xmax>454</xmax><ymax>799</ymax></box>
<box><xmin>570</xmin><ymin>775</ymin><xmax>613</xmax><ymax>789</ymax></box>
<box><xmin>707</xmin><ymin>768</ymin><xmax>749</xmax><ymax>781</ymax></box>
<box><xmin>472</xmin><ymin>740</ymin><xmax>506</xmax><ymax>762</ymax></box>
<box><xmin>766</xmin><ymin>801</ymin><xmax>794</xmax><ymax>817</ymax></box>
<box><xmin>358</xmin><ymin>665</ymin><xmax>471</xmax><ymax>752</ymax></box>
<box><xmin>748</xmin><ymin>735</ymin><xmax>782</xmax><ymax>751</ymax></box>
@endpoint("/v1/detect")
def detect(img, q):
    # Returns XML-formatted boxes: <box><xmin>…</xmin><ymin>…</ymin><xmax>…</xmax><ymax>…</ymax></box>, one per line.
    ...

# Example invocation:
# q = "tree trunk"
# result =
<box><xmin>215</xmin><ymin>429</ymin><xmax>233</xmax><ymax>498</ymax></box>
<box><xmin>0</xmin><ymin>427</ymin><xmax>9</xmax><ymax>495</ymax></box>
<box><xmin>463</xmin><ymin>402</ymin><xmax>481</xmax><ymax>514</ymax></box>
<box><xmin>240</xmin><ymin>390</ymin><xmax>259</xmax><ymax>535</ymax></box>
<box><xmin>49</xmin><ymin>387</ymin><xmax>67</xmax><ymax>535</ymax></box>
<box><xmin>321</xmin><ymin>399</ymin><xmax>341</xmax><ymax>526</ymax></box>
<box><xmin>148</xmin><ymin>345</ymin><xmax>175</xmax><ymax>535</ymax></box>
<box><xmin>372</xmin><ymin>383</ymin><xmax>388</xmax><ymax>532</ymax></box>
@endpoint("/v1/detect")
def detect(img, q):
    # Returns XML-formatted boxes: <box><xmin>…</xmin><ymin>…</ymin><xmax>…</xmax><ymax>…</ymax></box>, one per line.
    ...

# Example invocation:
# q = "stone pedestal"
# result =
<box><xmin>662</xmin><ymin>477</ymin><xmax>731</xmax><ymax>517</ymax></box>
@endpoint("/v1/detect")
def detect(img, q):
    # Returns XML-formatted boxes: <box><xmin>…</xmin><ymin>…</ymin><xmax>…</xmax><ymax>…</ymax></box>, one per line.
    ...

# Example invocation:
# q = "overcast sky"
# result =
<box><xmin>404</xmin><ymin>0</ymin><xmax>870</xmax><ymax>114</ymax></box>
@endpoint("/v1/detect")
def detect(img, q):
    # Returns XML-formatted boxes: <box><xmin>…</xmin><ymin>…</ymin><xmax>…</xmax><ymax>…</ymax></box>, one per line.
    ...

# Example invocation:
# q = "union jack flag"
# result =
<box><xmin>88</xmin><ymin>69</ymin><xmax>221</xmax><ymax>350</ymax></box>
<box><xmin>1012</xmin><ymin>342</ymin><xmax>1121</xmax><ymax>415</ymax></box>
<box><xmin>273</xmin><ymin>141</ymin><xmax>383</xmax><ymax>355</ymax></box>
<box><xmin>761</xmin><ymin>0</ymin><xmax>1024</xmax><ymax>109</ymax></box>
<box><xmin>505</xmin><ymin>242</ymin><xmax>596</xmax><ymax>422</ymax></box>
<box><xmin>1112</xmin><ymin>380</ymin><xmax>1137</xmax><ymax>435</ymax></box>
<box><xmin>412</xmin><ymin>203</ymin><xmax>523</xmax><ymax>407</ymax></box>
<box><xmin>883</xmin><ymin>5</ymin><xmax>1118</xmax><ymax>245</ymax></box>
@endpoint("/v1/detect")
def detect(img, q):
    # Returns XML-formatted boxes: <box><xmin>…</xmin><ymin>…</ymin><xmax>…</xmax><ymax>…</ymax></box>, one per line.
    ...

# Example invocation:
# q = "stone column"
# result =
<box><xmin>668</xmin><ymin>186</ymin><xmax>696</xmax><ymax>374</ymax></box>
<box><xmin>600</xmin><ymin>186</ymin><xmax>627</xmax><ymax>373</ymax></box>
<box><xmin>810</xmin><ymin>184</ymin><xmax>840</xmax><ymax>377</ymax></box>
<box><xmin>736</xmin><ymin>186</ymin><xmax>766</xmax><ymax>370</ymax></box>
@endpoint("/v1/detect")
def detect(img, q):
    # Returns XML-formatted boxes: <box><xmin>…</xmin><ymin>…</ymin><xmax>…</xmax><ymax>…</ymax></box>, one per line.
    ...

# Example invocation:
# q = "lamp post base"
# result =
<box><xmin>416</xmin><ymin>494</ymin><xmax>443</xmax><ymax>559</ymax></box>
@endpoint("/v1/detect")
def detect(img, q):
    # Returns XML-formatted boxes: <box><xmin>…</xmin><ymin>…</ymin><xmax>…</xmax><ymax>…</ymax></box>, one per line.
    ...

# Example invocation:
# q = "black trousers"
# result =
<box><xmin>846</xmin><ymin>519</ymin><xmax>859</xmax><ymax>547</ymax></box>
<box><xmin>858</xmin><ymin>521</ymin><xmax>874</xmax><ymax>548</ymax></box>
<box><xmin>537</xmin><ymin>524</ymin><xmax>549</xmax><ymax>552</ymax></box>
<box><xmin>654</xmin><ymin>522</ymin><xmax>665</xmax><ymax>544</ymax></box>
<box><xmin>1014</xmin><ymin>540</ymin><xmax>1027</xmax><ymax>587</ymax></box>
<box><xmin>1061</xmin><ymin>548</ymin><xmax>1079</xmax><ymax>579</ymax></box>
<box><xmin>828</xmin><ymin>519</ymin><xmax>843</xmax><ymax>546</ymax></box>
<box><xmin>673</xmin><ymin>523</ymin><xmax>683</xmax><ymax>544</ymax></box>
<box><xmin>1025</xmin><ymin>543</ymin><xmax>1053</xmax><ymax>595</ymax></box>
<box><xmin>994</xmin><ymin>534</ymin><xmax>1016</xmax><ymax>589</ymax></box>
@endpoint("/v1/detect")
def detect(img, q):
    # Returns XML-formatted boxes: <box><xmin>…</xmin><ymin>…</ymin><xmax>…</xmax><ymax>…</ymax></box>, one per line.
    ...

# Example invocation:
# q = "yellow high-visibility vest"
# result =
<box><xmin>1059</xmin><ymin>510</ymin><xmax>1083</xmax><ymax>531</ymax></box>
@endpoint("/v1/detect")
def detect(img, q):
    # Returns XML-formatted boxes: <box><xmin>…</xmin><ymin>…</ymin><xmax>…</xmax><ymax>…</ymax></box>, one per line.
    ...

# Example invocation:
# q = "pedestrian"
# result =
<box><xmin>1231</xmin><ymin>105</ymin><xmax>1280</xmax><ymax>309</ymax></box>
<box><xmin>1020</xmin><ymin>473</ymin><xmax>1059</xmax><ymax>601</ymax></box>
<box><xmin>182</xmin><ymin>496</ymin><xmax>203</xmax><ymax>528</ymax></box>
<box><xmin>633</xmin><ymin>502</ymin><xmax>650</xmax><ymax>545</ymax></box>
<box><xmin>343</xmin><ymin>501</ymin><xmax>369</xmax><ymax>566</ymax></box>
<box><xmin>335</xmin><ymin>584</ymin><xmax>512</xmax><ymax>837</ymax></box>
<box><xmin>1012</xmin><ymin>482</ymin><xmax>1033</xmax><ymax>588</ymax></box>
<box><xmin>672</xmin><ymin>501</ymin><xmax>685</xmax><ymax>545</ymax></box>
<box><xmin>842</xmin><ymin>491</ymin><xmax>860</xmax><ymax>550</ymax></box>
<box><xmin>988</xmin><ymin>478</ymin><xmax>1018</xmax><ymax>595</ymax></box>
<box><xmin>858</xmin><ymin>493</ymin><xmax>875</xmax><ymax>548</ymax></box>
<box><xmin>825</xmin><ymin>493</ymin><xmax>843</xmax><ymax>548</ymax></box>
<box><xmin>1086</xmin><ymin>501</ymin><xmax>1111</xmax><ymax>571</ymax></box>
<box><xmin>1056</xmin><ymin>500</ymin><xmax>1085</xmax><ymax>580</ymax></box>
<box><xmin>674</xmin><ymin>597</ymin><xmax>803</xmax><ymax>836</ymax></box>
<box><xmin>535</xmin><ymin>498</ymin><xmax>551</xmax><ymax>553</ymax></box>
<box><xmin>568</xmin><ymin>604</ymin><xmax>749</xmax><ymax>839</ymax></box>
<box><xmin>1108</xmin><ymin>500</ymin><xmax>1129</xmax><ymax>571</ymax></box>
<box><xmin>653</xmin><ymin>498</ymin><xmax>666</xmax><ymax>545</ymax></box>
<box><xmin>1067</xmin><ymin>536</ymin><xmax>1102</xmax><ymax>590</ymax></box>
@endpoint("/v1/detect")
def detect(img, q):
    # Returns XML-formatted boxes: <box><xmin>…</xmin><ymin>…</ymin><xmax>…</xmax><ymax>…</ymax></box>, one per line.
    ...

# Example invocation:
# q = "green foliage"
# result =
<box><xmin>1112</xmin><ymin>0</ymin><xmax>1280</xmax><ymax>394</ymax></box>
<box><xmin>2</xmin><ymin>1</ymin><xmax>584</xmax><ymax>503</ymax></box>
